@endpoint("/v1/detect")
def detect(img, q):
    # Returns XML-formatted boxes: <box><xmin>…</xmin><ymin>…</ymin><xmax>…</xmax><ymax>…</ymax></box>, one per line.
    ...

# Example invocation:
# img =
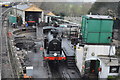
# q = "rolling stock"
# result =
<box><xmin>43</xmin><ymin>27</ymin><xmax>66</xmax><ymax>61</ymax></box>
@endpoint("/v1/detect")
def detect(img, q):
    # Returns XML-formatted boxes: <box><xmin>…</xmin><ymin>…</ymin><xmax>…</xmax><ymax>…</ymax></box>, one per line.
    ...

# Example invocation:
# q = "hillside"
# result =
<box><xmin>33</xmin><ymin>2</ymin><xmax>93</xmax><ymax>16</ymax></box>
<box><xmin>88</xmin><ymin>2</ymin><xmax>118</xmax><ymax>17</ymax></box>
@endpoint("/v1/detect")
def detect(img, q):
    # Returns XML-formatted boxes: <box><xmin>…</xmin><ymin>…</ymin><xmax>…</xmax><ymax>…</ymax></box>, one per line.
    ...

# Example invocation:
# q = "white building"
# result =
<box><xmin>44</xmin><ymin>11</ymin><xmax>56</xmax><ymax>23</ymax></box>
<box><xmin>76</xmin><ymin>44</ymin><xmax>120</xmax><ymax>78</ymax></box>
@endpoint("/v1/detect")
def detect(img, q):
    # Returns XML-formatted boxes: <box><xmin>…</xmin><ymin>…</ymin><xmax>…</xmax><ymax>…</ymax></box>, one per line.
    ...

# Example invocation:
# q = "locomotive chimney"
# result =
<box><xmin>51</xmin><ymin>29</ymin><xmax>58</xmax><ymax>38</ymax></box>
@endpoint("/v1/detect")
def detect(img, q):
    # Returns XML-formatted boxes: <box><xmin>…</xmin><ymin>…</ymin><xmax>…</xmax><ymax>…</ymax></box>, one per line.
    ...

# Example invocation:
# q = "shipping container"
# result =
<box><xmin>81</xmin><ymin>15</ymin><xmax>113</xmax><ymax>44</ymax></box>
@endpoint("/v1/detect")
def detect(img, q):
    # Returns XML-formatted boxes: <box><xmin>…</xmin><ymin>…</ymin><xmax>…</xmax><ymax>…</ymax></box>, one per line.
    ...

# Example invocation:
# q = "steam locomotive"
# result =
<box><xmin>43</xmin><ymin>27</ymin><xmax>66</xmax><ymax>61</ymax></box>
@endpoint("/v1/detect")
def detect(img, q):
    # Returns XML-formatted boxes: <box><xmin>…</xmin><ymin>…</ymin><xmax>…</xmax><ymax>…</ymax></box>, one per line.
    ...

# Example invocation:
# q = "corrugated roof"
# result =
<box><xmin>85</xmin><ymin>15</ymin><xmax>113</xmax><ymax>19</ymax></box>
<box><xmin>12</xmin><ymin>4</ymin><xmax>32</xmax><ymax>11</ymax></box>
<box><xmin>43</xmin><ymin>26</ymin><xmax>55</xmax><ymax>30</ymax></box>
<box><xmin>12</xmin><ymin>4</ymin><xmax>43</xmax><ymax>12</ymax></box>
<box><xmin>98</xmin><ymin>56</ymin><xmax>119</xmax><ymax>66</ymax></box>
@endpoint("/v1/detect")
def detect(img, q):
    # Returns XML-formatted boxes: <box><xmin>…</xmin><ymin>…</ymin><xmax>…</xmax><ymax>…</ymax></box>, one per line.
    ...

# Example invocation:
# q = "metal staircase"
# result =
<box><xmin>67</xmin><ymin>56</ymin><xmax>76</xmax><ymax>69</ymax></box>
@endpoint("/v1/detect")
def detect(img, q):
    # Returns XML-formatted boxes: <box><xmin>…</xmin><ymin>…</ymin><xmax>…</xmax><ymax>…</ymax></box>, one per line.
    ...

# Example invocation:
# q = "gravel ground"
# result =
<box><xmin>10</xmin><ymin>26</ymin><xmax>49</xmax><ymax>78</ymax></box>
<box><xmin>64</xmin><ymin>17</ymin><xmax>82</xmax><ymax>24</ymax></box>
<box><xmin>1</xmin><ymin>27</ymin><xmax>14</xmax><ymax>78</ymax></box>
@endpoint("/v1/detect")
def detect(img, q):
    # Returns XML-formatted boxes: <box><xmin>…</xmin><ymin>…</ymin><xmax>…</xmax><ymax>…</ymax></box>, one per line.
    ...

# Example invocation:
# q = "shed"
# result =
<box><xmin>44</xmin><ymin>11</ymin><xmax>56</xmax><ymax>23</ymax></box>
<box><xmin>12</xmin><ymin>4</ymin><xmax>44</xmax><ymax>25</ymax></box>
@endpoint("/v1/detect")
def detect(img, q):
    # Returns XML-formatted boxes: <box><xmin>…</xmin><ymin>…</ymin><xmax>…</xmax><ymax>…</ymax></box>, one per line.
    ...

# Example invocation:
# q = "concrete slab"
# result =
<box><xmin>25</xmin><ymin>26</ymin><xmax>48</xmax><ymax>78</ymax></box>
<box><xmin>27</xmin><ymin>43</ymin><xmax>48</xmax><ymax>78</ymax></box>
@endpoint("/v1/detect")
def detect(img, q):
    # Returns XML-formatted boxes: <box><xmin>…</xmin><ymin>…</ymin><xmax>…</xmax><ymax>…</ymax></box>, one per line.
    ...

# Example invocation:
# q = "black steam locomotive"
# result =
<box><xmin>43</xmin><ymin>27</ymin><xmax>66</xmax><ymax>61</ymax></box>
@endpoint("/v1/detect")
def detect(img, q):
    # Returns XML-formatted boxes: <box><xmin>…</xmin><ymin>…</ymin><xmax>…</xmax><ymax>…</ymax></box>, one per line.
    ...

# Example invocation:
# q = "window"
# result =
<box><xmin>109</xmin><ymin>66</ymin><xmax>119</xmax><ymax>73</ymax></box>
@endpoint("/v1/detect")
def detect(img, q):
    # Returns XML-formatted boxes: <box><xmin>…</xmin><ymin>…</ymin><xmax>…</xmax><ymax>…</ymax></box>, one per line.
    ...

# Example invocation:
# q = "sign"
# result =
<box><xmin>110</xmin><ymin>66</ymin><xmax>119</xmax><ymax>73</ymax></box>
<box><xmin>9</xmin><ymin>15</ymin><xmax>17</xmax><ymax>23</ymax></box>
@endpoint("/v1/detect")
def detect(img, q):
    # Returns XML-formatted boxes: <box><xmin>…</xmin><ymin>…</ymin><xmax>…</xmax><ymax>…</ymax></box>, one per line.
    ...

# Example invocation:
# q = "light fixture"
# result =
<box><xmin>53</xmin><ymin>53</ymin><xmax>57</xmax><ymax>56</ymax></box>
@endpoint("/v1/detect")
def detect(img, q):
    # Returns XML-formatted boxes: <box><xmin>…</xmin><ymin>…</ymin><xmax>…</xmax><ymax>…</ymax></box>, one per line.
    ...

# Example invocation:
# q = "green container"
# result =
<box><xmin>81</xmin><ymin>15</ymin><xmax>113</xmax><ymax>44</ymax></box>
<box><xmin>99</xmin><ymin>33</ymin><xmax>112</xmax><ymax>43</ymax></box>
<box><xmin>100</xmin><ymin>20</ymin><xmax>113</xmax><ymax>32</ymax></box>
<box><xmin>87</xmin><ymin>20</ymin><xmax>101</xmax><ymax>32</ymax></box>
<box><xmin>9</xmin><ymin>15</ymin><xmax>17</xmax><ymax>23</ymax></box>
<box><xmin>86</xmin><ymin>32</ymin><xmax>112</xmax><ymax>43</ymax></box>
<box><xmin>87</xmin><ymin>33</ymin><xmax>99</xmax><ymax>43</ymax></box>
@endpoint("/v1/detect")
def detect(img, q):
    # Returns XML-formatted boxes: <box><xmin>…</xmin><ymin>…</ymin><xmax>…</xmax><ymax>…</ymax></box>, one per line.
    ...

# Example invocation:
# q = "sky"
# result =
<box><xmin>64</xmin><ymin>0</ymin><xmax>97</xmax><ymax>2</ymax></box>
<box><xmin>1</xmin><ymin>0</ymin><xmax>120</xmax><ymax>2</ymax></box>
<box><xmin>1</xmin><ymin>0</ymin><xmax>96</xmax><ymax>2</ymax></box>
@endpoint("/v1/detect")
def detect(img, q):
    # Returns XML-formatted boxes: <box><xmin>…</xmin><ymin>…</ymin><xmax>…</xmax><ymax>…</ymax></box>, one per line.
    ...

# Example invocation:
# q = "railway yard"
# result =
<box><xmin>1</xmin><ymin>1</ymin><xmax>120</xmax><ymax>80</ymax></box>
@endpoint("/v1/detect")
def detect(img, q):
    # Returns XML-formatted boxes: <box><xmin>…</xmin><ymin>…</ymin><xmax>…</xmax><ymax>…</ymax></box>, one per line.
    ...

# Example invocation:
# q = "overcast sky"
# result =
<box><xmin>65</xmin><ymin>0</ymin><xmax>96</xmax><ymax>2</ymax></box>
<box><xmin>1</xmin><ymin>0</ymin><xmax>120</xmax><ymax>2</ymax></box>
<box><xmin>1</xmin><ymin>0</ymin><xmax>96</xmax><ymax>2</ymax></box>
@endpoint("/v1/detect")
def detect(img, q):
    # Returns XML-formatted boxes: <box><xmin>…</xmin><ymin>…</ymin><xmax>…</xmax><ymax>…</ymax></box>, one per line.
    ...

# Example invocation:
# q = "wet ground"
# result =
<box><xmin>12</xmin><ymin>27</ymin><xmax>49</xmax><ymax>78</ymax></box>
<box><xmin>3</xmin><ymin>25</ymin><xmax>81</xmax><ymax>79</ymax></box>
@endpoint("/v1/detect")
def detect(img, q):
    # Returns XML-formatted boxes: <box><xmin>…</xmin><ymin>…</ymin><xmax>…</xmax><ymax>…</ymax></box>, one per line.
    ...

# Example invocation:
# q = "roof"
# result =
<box><xmin>43</xmin><ymin>26</ymin><xmax>55</xmax><ymax>29</ymax></box>
<box><xmin>44</xmin><ymin>10</ymin><xmax>55</xmax><ymax>16</ymax></box>
<box><xmin>62</xmin><ymin>39</ymin><xmax>75</xmax><ymax>56</ymax></box>
<box><xmin>84</xmin><ymin>15</ymin><xmax>113</xmax><ymax>19</ymax></box>
<box><xmin>98</xmin><ymin>56</ymin><xmax>119</xmax><ymax>66</ymax></box>
<box><xmin>13</xmin><ymin>4</ymin><xmax>43</xmax><ymax>12</ymax></box>
<box><xmin>44</xmin><ymin>10</ymin><xmax>51</xmax><ymax>14</ymax></box>
<box><xmin>24</xmin><ymin>5</ymin><xmax>43</xmax><ymax>12</ymax></box>
<box><xmin>47</xmin><ymin>12</ymin><xmax>55</xmax><ymax>16</ymax></box>
<box><xmin>13</xmin><ymin>4</ymin><xmax>31</xmax><ymax>11</ymax></box>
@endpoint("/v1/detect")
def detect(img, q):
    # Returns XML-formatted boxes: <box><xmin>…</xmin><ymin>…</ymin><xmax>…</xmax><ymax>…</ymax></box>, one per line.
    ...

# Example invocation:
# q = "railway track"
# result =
<box><xmin>48</xmin><ymin>61</ymin><xmax>62</xmax><ymax>79</ymax></box>
<box><xmin>1</xmin><ymin>26</ymin><xmax>14</xmax><ymax>78</ymax></box>
<box><xmin>1</xmin><ymin>7</ymin><xmax>15</xmax><ymax>78</ymax></box>
<box><xmin>44</xmin><ymin>61</ymin><xmax>64</xmax><ymax>79</ymax></box>
<box><xmin>45</xmin><ymin>61</ymin><xmax>81</xmax><ymax>80</ymax></box>
<box><xmin>59</xmin><ymin>62</ymin><xmax>81</xmax><ymax>80</ymax></box>
<box><xmin>41</xmin><ymin>26</ymin><xmax>81</xmax><ymax>79</ymax></box>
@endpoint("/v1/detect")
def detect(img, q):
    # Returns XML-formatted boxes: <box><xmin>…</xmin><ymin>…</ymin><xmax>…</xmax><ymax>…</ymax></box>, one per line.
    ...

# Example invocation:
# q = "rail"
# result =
<box><xmin>44</xmin><ymin>61</ymin><xmax>52</xmax><ymax>78</ymax></box>
<box><xmin>1</xmin><ymin>7</ymin><xmax>15</xmax><ymax>78</ymax></box>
